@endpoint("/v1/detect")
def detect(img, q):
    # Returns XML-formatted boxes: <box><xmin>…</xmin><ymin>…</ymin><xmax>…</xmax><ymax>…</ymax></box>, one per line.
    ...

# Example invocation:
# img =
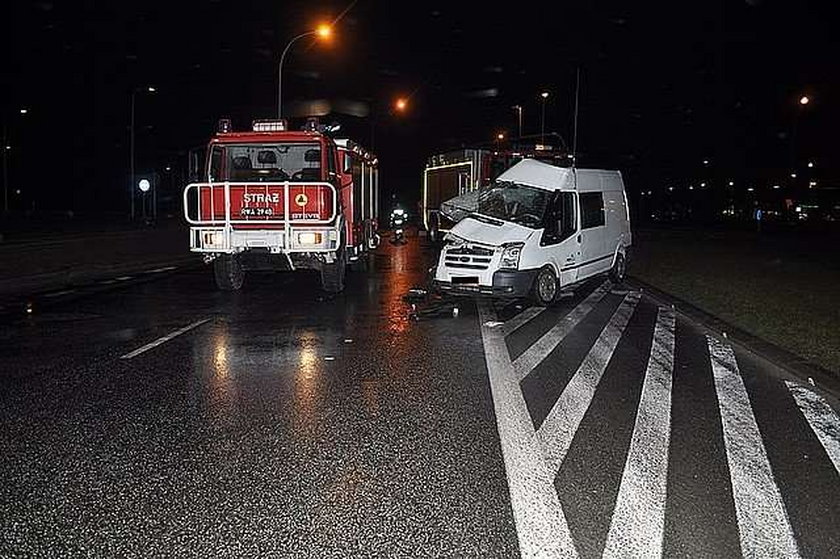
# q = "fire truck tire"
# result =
<box><xmin>214</xmin><ymin>255</ymin><xmax>244</xmax><ymax>291</ymax></box>
<box><xmin>321</xmin><ymin>249</ymin><xmax>346</xmax><ymax>293</ymax></box>
<box><xmin>350</xmin><ymin>255</ymin><xmax>368</xmax><ymax>273</ymax></box>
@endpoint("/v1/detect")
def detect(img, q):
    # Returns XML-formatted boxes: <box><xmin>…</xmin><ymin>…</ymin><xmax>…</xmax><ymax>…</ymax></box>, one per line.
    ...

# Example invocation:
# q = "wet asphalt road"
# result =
<box><xmin>1</xmin><ymin>234</ymin><xmax>839</xmax><ymax>558</ymax></box>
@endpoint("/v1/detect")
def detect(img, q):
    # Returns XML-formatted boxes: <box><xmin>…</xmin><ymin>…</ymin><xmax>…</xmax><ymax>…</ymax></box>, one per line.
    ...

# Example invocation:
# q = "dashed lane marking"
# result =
<box><xmin>44</xmin><ymin>289</ymin><xmax>76</xmax><ymax>298</ymax></box>
<box><xmin>537</xmin><ymin>291</ymin><xmax>641</xmax><ymax>476</ymax></box>
<box><xmin>512</xmin><ymin>281</ymin><xmax>612</xmax><ymax>382</ymax></box>
<box><xmin>115</xmin><ymin>276</ymin><xmax>133</xmax><ymax>281</ymax></box>
<box><xmin>708</xmin><ymin>336</ymin><xmax>800</xmax><ymax>558</ymax></box>
<box><xmin>786</xmin><ymin>380</ymin><xmax>840</xmax><ymax>477</ymax></box>
<box><xmin>479</xmin><ymin>302</ymin><xmax>580</xmax><ymax>558</ymax></box>
<box><xmin>603</xmin><ymin>307</ymin><xmax>675</xmax><ymax>558</ymax></box>
<box><xmin>120</xmin><ymin>318</ymin><xmax>212</xmax><ymax>360</ymax></box>
<box><xmin>146</xmin><ymin>266</ymin><xmax>178</xmax><ymax>273</ymax></box>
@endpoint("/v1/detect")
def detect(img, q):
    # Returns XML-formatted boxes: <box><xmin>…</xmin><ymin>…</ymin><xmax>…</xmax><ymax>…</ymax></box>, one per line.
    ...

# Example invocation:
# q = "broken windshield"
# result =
<box><xmin>460</xmin><ymin>181</ymin><xmax>550</xmax><ymax>228</ymax></box>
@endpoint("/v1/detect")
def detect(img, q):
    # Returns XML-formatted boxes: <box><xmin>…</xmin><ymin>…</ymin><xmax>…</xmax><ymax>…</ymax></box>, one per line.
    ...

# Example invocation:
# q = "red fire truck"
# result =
<box><xmin>184</xmin><ymin>118</ymin><xmax>380</xmax><ymax>292</ymax></box>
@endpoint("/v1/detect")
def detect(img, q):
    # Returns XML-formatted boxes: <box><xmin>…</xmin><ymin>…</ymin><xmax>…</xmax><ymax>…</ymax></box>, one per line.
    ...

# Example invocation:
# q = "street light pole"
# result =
<box><xmin>130</xmin><ymin>87</ymin><xmax>155</xmax><ymax>220</ymax></box>
<box><xmin>130</xmin><ymin>90</ymin><xmax>136</xmax><ymax>220</ymax></box>
<box><xmin>278</xmin><ymin>31</ymin><xmax>315</xmax><ymax>119</ymax></box>
<box><xmin>278</xmin><ymin>24</ymin><xmax>332</xmax><ymax>119</ymax></box>
<box><xmin>2</xmin><ymin>123</ymin><xmax>8</xmax><ymax>214</ymax></box>
<box><xmin>540</xmin><ymin>92</ymin><xmax>549</xmax><ymax>145</ymax></box>
<box><xmin>512</xmin><ymin>105</ymin><xmax>523</xmax><ymax>138</ymax></box>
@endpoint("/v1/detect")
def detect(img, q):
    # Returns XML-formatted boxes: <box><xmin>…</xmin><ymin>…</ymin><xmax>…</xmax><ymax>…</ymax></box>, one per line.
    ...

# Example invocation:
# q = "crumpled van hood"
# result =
<box><xmin>448</xmin><ymin>216</ymin><xmax>535</xmax><ymax>247</ymax></box>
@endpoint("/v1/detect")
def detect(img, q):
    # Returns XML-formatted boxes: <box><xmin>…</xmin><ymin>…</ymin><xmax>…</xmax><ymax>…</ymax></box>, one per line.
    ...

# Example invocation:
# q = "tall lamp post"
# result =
<box><xmin>512</xmin><ymin>105</ymin><xmax>523</xmax><ymax>138</ymax></box>
<box><xmin>278</xmin><ymin>23</ymin><xmax>332</xmax><ymax>118</ymax></box>
<box><xmin>3</xmin><ymin>108</ymin><xmax>29</xmax><ymax>213</ymax></box>
<box><xmin>790</xmin><ymin>94</ymin><xmax>810</xmax><ymax>179</ymax></box>
<box><xmin>539</xmin><ymin>91</ymin><xmax>549</xmax><ymax>145</ymax></box>
<box><xmin>130</xmin><ymin>86</ymin><xmax>156</xmax><ymax>220</ymax></box>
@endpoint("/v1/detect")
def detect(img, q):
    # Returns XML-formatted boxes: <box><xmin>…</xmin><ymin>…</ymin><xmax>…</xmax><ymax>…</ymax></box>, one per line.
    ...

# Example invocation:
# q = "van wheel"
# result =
<box><xmin>532</xmin><ymin>266</ymin><xmax>558</xmax><ymax>306</ymax></box>
<box><xmin>214</xmin><ymin>255</ymin><xmax>244</xmax><ymax>291</ymax></box>
<box><xmin>610</xmin><ymin>252</ymin><xmax>627</xmax><ymax>283</ymax></box>
<box><xmin>321</xmin><ymin>248</ymin><xmax>347</xmax><ymax>293</ymax></box>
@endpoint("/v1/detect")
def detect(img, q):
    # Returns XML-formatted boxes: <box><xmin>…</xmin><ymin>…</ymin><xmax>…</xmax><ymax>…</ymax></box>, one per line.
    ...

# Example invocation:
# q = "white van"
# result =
<box><xmin>433</xmin><ymin>159</ymin><xmax>631</xmax><ymax>305</ymax></box>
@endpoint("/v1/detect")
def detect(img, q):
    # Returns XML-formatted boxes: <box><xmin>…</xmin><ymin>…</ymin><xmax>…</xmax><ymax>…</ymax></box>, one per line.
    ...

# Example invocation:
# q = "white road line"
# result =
<box><xmin>120</xmin><ymin>318</ymin><xmax>212</xmax><ymax>360</ymax></box>
<box><xmin>603</xmin><ymin>307</ymin><xmax>675</xmax><ymax>559</ymax></box>
<box><xmin>537</xmin><ymin>291</ymin><xmax>641</xmax><ymax>476</ymax></box>
<box><xmin>500</xmin><ymin>306</ymin><xmax>546</xmax><ymax>336</ymax></box>
<box><xmin>707</xmin><ymin>336</ymin><xmax>800</xmax><ymax>558</ymax></box>
<box><xmin>512</xmin><ymin>281</ymin><xmax>612</xmax><ymax>382</ymax></box>
<box><xmin>115</xmin><ymin>276</ymin><xmax>133</xmax><ymax>281</ymax></box>
<box><xmin>479</xmin><ymin>302</ymin><xmax>579</xmax><ymax>558</ymax></box>
<box><xmin>786</xmin><ymin>380</ymin><xmax>840</xmax><ymax>477</ymax></box>
<box><xmin>44</xmin><ymin>289</ymin><xmax>76</xmax><ymax>298</ymax></box>
<box><xmin>147</xmin><ymin>266</ymin><xmax>178</xmax><ymax>273</ymax></box>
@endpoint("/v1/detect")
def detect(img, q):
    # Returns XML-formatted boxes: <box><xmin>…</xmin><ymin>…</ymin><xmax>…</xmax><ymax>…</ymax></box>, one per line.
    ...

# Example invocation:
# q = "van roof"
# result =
<box><xmin>496</xmin><ymin>159</ymin><xmax>623</xmax><ymax>192</ymax></box>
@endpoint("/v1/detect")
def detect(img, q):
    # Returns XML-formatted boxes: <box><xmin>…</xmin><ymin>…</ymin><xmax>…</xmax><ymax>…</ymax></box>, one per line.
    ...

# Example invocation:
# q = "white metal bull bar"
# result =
<box><xmin>183</xmin><ymin>181</ymin><xmax>340</xmax><ymax>254</ymax></box>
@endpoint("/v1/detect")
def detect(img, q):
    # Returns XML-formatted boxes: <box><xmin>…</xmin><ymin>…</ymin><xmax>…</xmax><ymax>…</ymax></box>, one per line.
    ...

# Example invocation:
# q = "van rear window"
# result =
<box><xmin>580</xmin><ymin>192</ymin><xmax>605</xmax><ymax>228</ymax></box>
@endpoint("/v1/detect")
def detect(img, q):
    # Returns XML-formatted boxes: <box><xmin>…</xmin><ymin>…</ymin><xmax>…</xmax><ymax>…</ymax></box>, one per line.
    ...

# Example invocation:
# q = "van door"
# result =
<box><xmin>539</xmin><ymin>191</ymin><xmax>579</xmax><ymax>287</ymax></box>
<box><xmin>578</xmin><ymin>191</ymin><xmax>609</xmax><ymax>279</ymax></box>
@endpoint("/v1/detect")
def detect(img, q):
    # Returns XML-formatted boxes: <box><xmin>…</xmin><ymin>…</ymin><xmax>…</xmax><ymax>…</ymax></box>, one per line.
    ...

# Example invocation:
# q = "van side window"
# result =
<box><xmin>580</xmin><ymin>192</ymin><xmax>605</xmax><ymax>229</ymax></box>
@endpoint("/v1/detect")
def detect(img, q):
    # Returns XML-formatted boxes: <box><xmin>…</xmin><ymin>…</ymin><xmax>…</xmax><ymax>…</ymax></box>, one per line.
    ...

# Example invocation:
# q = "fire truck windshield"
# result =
<box><xmin>208</xmin><ymin>143</ymin><xmax>322</xmax><ymax>182</ymax></box>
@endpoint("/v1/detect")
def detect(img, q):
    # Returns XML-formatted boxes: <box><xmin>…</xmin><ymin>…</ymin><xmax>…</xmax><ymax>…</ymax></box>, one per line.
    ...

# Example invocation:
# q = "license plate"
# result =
<box><xmin>241</xmin><ymin>207</ymin><xmax>275</xmax><ymax>217</ymax></box>
<box><xmin>452</xmin><ymin>276</ymin><xmax>479</xmax><ymax>285</ymax></box>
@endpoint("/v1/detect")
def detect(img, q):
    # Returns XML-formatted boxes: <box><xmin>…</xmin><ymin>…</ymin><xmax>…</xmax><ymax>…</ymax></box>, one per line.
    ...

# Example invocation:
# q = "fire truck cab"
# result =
<box><xmin>183</xmin><ymin>118</ymin><xmax>379</xmax><ymax>292</ymax></box>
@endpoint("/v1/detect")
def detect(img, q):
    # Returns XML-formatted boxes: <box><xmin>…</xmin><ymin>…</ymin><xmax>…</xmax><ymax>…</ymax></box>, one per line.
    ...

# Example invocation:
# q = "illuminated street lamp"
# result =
<box><xmin>540</xmin><ymin>91</ymin><xmax>550</xmax><ymax>144</ymax></box>
<box><xmin>278</xmin><ymin>23</ymin><xmax>333</xmax><ymax>118</ymax></box>
<box><xmin>799</xmin><ymin>95</ymin><xmax>810</xmax><ymax>105</ymax></box>
<box><xmin>130</xmin><ymin>86</ymin><xmax>156</xmax><ymax>220</ymax></box>
<box><xmin>394</xmin><ymin>97</ymin><xmax>408</xmax><ymax>112</ymax></box>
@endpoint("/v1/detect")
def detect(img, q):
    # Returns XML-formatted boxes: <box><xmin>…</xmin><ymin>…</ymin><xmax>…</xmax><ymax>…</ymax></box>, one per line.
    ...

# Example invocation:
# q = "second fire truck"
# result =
<box><xmin>184</xmin><ymin>118</ymin><xmax>380</xmax><ymax>292</ymax></box>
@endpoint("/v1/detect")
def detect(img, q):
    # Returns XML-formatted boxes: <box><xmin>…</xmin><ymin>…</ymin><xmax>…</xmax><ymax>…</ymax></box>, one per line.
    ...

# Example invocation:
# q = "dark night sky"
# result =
<box><xmin>5</xmin><ymin>0</ymin><xmax>837</xmax><ymax>212</ymax></box>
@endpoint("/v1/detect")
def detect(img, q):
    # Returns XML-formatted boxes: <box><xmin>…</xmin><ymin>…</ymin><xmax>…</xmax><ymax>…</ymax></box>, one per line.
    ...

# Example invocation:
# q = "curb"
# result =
<box><xmin>627</xmin><ymin>275</ymin><xmax>840</xmax><ymax>400</ymax></box>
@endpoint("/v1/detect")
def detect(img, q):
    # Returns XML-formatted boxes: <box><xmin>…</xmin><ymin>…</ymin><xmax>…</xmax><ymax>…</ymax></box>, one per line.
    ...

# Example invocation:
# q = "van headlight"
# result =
<box><xmin>499</xmin><ymin>243</ymin><xmax>524</xmax><ymax>270</ymax></box>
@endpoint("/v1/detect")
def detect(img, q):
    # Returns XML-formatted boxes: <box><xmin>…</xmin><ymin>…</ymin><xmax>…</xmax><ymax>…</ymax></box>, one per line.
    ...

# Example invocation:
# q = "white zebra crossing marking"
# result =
<box><xmin>500</xmin><ymin>306</ymin><xmax>547</xmax><ymax>336</ymax></box>
<box><xmin>603</xmin><ymin>307</ymin><xmax>675</xmax><ymax>559</ymax></box>
<box><xmin>512</xmin><ymin>281</ymin><xmax>612</xmax><ymax>382</ymax></box>
<box><xmin>707</xmin><ymin>336</ymin><xmax>800</xmax><ymax>558</ymax></box>
<box><xmin>786</xmin><ymin>380</ymin><xmax>840</xmax><ymax>477</ymax></box>
<box><xmin>479</xmin><ymin>302</ymin><xmax>580</xmax><ymax>558</ymax></box>
<box><xmin>537</xmin><ymin>291</ymin><xmax>641</xmax><ymax>476</ymax></box>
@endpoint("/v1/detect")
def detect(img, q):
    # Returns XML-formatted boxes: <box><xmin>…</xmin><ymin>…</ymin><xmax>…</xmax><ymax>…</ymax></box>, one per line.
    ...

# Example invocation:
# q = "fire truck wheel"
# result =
<box><xmin>321</xmin><ymin>249</ymin><xmax>346</xmax><ymax>293</ymax></box>
<box><xmin>214</xmin><ymin>255</ymin><xmax>244</xmax><ymax>291</ymax></box>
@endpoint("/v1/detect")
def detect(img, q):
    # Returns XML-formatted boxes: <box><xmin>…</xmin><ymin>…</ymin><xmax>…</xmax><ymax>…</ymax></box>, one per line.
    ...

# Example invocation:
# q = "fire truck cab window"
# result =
<box><xmin>212</xmin><ymin>143</ymin><xmax>323</xmax><ymax>182</ymax></box>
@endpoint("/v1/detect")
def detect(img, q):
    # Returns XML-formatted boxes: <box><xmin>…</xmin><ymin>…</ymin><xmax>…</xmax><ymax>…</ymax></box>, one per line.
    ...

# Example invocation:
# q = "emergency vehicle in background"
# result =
<box><xmin>184</xmin><ymin>118</ymin><xmax>380</xmax><ymax>292</ymax></box>
<box><xmin>421</xmin><ymin>135</ymin><xmax>568</xmax><ymax>242</ymax></box>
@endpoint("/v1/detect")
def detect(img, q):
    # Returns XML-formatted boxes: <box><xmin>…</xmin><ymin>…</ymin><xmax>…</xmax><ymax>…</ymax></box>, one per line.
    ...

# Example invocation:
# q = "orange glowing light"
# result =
<box><xmin>395</xmin><ymin>98</ymin><xmax>408</xmax><ymax>112</ymax></box>
<box><xmin>316</xmin><ymin>23</ymin><xmax>332</xmax><ymax>40</ymax></box>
